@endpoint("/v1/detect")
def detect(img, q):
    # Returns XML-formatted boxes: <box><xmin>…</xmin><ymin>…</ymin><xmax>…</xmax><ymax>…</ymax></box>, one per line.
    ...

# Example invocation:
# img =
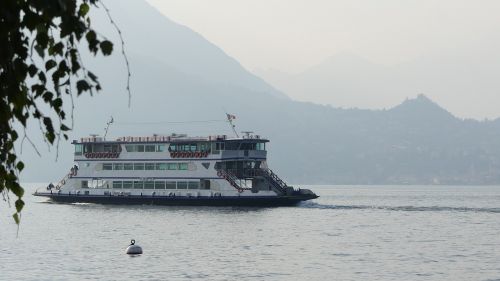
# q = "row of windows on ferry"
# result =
<box><xmin>82</xmin><ymin>180</ymin><xmax>209</xmax><ymax>190</ymax></box>
<box><xmin>75</xmin><ymin>142</ymin><xmax>265</xmax><ymax>155</ymax></box>
<box><xmin>102</xmin><ymin>162</ymin><xmax>189</xmax><ymax>171</ymax></box>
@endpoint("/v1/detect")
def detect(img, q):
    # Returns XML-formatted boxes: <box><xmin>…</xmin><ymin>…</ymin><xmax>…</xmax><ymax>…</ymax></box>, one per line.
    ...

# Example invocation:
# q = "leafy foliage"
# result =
<box><xmin>0</xmin><ymin>0</ymin><xmax>113</xmax><ymax>223</ymax></box>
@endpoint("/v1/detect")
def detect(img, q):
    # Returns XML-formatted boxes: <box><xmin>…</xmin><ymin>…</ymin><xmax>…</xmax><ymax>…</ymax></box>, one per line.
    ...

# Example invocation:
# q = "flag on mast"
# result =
<box><xmin>226</xmin><ymin>113</ymin><xmax>236</xmax><ymax>120</ymax></box>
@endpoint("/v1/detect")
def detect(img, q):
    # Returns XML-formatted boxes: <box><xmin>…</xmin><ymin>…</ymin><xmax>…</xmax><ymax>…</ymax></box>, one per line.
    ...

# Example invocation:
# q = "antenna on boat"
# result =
<box><xmin>104</xmin><ymin>116</ymin><xmax>114</xmax><ymax>140</ymax></box>
<box><xmin>225</xmin><ymin>113</ymin><xmax>239</xmax><ymax>138</ymax></box>
<box><xmin>241</xmin><ymin>131</ymin><xmax>254</xmax><ymax>138</ymax></box>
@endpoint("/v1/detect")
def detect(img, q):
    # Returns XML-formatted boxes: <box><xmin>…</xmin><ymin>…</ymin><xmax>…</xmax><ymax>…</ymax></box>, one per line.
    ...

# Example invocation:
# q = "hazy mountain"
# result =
<box><xmin>17</xmin><ymin>0</ymin><xmax>500</xmax><ymax>185</ymax></box>
<box><xmin>256</xmin><ymin>50</ymin><xmax>500</xmax><ymax>119</ymax></box>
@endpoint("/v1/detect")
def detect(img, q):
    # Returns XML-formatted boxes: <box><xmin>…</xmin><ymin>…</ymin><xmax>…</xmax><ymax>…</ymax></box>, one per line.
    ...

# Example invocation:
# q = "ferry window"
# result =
<box><xmin>113</xmin><ymin>181</ymin><xmax>122</xmax><ymax>189</ymax></box>
<box><xmin>188</xmin><ymin>181</ymin><xmax>199</xmax><ymax>189</ymax></box>
<box><xmin>145</xmin><ymin>145</ymin><xmax>156</xmax><ymax>152</ymax></box>
<box><xmin>136</xmin><ymin>145</ymin><xmax>145</xmax><ymax>152</ymax></box>
<box><xmin>256</xmin><ymin>143</ymin><xmax>265</xmax><ymax>150</ymax></box>
<box><xmin>167</xmin><ymin>163</ymin><xmax>178</xmax><ymax>170</ymax></box>
<box><xmin>133</xmin><ymin>181</ymin><xmax>143</xmax><ymax>189</ymax></box>
<box><xmin>144</xmin><ymin>181</ymin><xmax>154</xmax><ymax>189</ymax></box>
<box><xmin>202</xmin><ymin>180</ymin><xmax>210</xmax><ymax>190</ymax></box>
<box><xmin>177</xmin><ymin>181</ymin><xmax>188</xmax><ymax>189</ymax></box>
<box><xmin>113</xmin><ymin>163</ymin><xmax>123</xmax><ymax>170</ymax></box>
<box><xmin>125</xmin><ymin>145</ymin><xmax>135</xmax><ymax>152</ymax></box>
<box><xmin>123</xmin><ymin>181</ymin><xmax>133</xmax><ymax>188</ymax></box>
<box><xmin>81</xmin><ymin>180</ymin><xmax>88</xmax><ymax>188</ymax></box>
<box><xmin>124</xmin><ymin>163</ymin><xmax>133</xmax><ymax>170</ymax></box>
<box><xmin>75</xmin><ymin>144</ymin><xmax>83</xmax><ymax>155</ymax></box>
<box><xmin>103</xmin><ymin>163</ymin><xmax>113</xmax><ymax>170</ymax></box>
<box><xmin>154</xmin><ymin>181</ymin><xmax>166</xmax><ymax>189</ymax></box>
<box><xmin>190</xmin><ymin>144</ymin><xmax>197</xmax><ymax>151</ymax></box>
<box><xmin>216</xmin><ymin>142</ymin><xmax>225</xmax><ymax>150</ymax></box>
<box><xmin>179</xmin><ymin>163</ymin><xmax>188</xmax><ymax>170</ymax></box>
<box><xmin>166</xmin><ymin>181</ymin><xmax>176</xmax><ymax>189</ymax></box>
<box><xmin>145</xmin><ymin>163</ymin><xmax>155</xmax><ymax>170</ymax></box>
<box><xmin>112</xmin><ymin>145</ymin><xmax>120</xmax><ymax>152</ymax></box>
<box><xmin>134</xmin><ymin>163</ymin><xmax>145</xmax><ymax>170</ymax></box>
<box><xmin>157</xmin><ymin>145</ymin><xmax>165</xmax><ymax>152</ymax></box>
<box><xmin>104</xmin><ymin>145</ymin><xmax>113</xmax><ymax>152</ymax></box>
<box><xmin>83</xmin><ymin>144</ymin><xmax>93</xmax><ymax>153</ymax></box>
<box><xmin>156</xmin><ymin>163</ymin><xmax>167</xmax><ymax>170</ymax></box>
<box><xmin>170</xmin><ymin>144</ymin><xmax>177</xmax><ymax>151</ymax></box>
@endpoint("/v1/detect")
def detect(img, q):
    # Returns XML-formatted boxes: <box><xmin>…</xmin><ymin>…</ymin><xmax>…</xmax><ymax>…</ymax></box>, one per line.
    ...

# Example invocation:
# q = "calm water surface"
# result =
<box><xmin>1</xmin><ymin>185</ymin><xmax>500</xmax><ymax>281</ymax></box>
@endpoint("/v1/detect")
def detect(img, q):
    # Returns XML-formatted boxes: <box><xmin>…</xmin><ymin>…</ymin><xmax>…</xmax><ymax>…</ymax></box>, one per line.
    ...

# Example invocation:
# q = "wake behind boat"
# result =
<box><xmin>34</xmin><ymin>128</ymin><xmax>318</xmax><ymax>206</ymax></box>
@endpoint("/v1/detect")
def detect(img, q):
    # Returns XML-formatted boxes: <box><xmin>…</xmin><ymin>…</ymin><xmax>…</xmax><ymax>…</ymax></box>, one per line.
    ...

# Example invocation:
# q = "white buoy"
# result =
<box><xmin>126</xmin><ymin>239</ymin><xmax>143</xmax><ymax>255</ymax></box>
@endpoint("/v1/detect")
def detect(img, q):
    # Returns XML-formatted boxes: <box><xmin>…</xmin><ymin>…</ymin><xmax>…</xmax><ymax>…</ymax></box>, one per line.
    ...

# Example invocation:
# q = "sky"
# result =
<box><xmin>148</xmin><ymin>0</ymin><xmax>500</xmax><ymax>119</ymax></box>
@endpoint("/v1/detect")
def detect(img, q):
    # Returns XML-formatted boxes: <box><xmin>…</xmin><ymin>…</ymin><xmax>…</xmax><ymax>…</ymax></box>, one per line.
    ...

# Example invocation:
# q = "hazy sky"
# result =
<box><xmin>148</xmin><ymin>0</ymin><xmax>500</xmax><ymax>119</ymax></box>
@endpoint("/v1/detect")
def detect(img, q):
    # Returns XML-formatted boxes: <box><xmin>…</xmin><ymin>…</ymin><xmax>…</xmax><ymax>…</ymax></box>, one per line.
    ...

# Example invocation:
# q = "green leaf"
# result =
<box><xmin>45</xmin><ymin>131</ymin><xmax>55</xmax><ymax>144</ymax></box>
<box><xmin>60</xmin><ymin>124</ymin><xmax>70</xmax><ymax>131</ymax></box>
<box><xmin>45</xmin><ymin>60</ymin><xmax>57</xmax><ymax>71</ymax></box>
<box><xmin>9</xmin><ymin>182</ymin><xmax>24</xmax><ymax>198</ymax></box>
<box><xmin>100</xmin><ymin>41</ymin><xmax>113</xmax><ymax>55</ymax></box>
<box><xmin>15</xmin><ymin>199</ymin><xmax>25</xmax><ymax>213</ymax></box>
<box><xmin>79</xmin><ymin>3</ymin><xmax>90</xmax><ymax>16</ymax></box>
<box><xmin>53</xmin><ymin>98</ymin><xmax>63</xmax><ymax>110</ymax></box>
<box><xmin>16</xmin><ymin>161</ymin><xmax>24</xmax><ymax>172</ymax></box>
<box><xmin>28</xmin><ymin>64</ymin><xmax>38</xmax><ymax>77</ymax></box>
<box><xmin>13</xmin><ymin>213</ymin><xmax>20</xmax><ymax>225</ymax></box>
<box><xmin>85</xmin><ymin>30</ymin><xmax>96</xmax><ymax>43</ymax></box>
<box><xmin>76</xmin><ymin>80</ymin><xmax>91</xmax><ymax>95</ymax></box>
<box><xmin>48</xmin><ymin>42</ymin><xmax>64</xmax><ymax>56</ymax></box>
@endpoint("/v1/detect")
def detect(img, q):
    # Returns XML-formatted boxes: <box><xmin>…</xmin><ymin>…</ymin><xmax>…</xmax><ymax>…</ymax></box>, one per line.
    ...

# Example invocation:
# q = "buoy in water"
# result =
<box><xmin>126</xmin><ymin>239</ymin><xmax>143</xmax><ymax>255</ymax></box>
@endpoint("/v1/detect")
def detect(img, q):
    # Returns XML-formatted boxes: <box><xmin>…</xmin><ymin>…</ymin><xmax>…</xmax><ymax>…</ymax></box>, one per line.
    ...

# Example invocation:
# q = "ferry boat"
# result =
<box><xmin>34</xmin><ymin>131</ymin><xmax>318</xmax><ymax>206</ymax></box>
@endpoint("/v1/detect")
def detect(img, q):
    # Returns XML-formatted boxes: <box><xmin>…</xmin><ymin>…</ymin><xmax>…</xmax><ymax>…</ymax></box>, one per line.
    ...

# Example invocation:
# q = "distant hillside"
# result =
<box><xmin>17</xmin><ymin>0</ymin><xmax>500</xmax><ymax>185</ymax></box>
<box><xmin>255</xmin><ymin>51</ymin><xmax>500</xmax><ymax>119</ymax></box>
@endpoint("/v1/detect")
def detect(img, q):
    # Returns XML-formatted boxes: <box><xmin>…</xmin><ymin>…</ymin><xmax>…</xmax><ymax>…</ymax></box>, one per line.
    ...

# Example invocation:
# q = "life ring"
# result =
<box><xmin>217</xmin><ymin>170</ymin><xmax>223</xmax><ymax>177</ymax></box>
<box><xmin>85</xmin><ymin>153</ymin><xmax>90</xmax><ymax>158</ymax></box>
<box><xmin>238</xmin><ymin>188</ymin><xmax>244</xmax><ymax>193</ymax></box>
<box><xmin>204</xmin><ymin>151</ymin><xmax>209</xmax><ymax>157</ymax></box>
<box><xmin>61</xmin><ymin>179</ymin><xmax>65</xmax><ymax>185</ymax></box>
<box><xmin>195</xmin><ymin>152</ymin><xmax>201</xmax><ymax>158</ymax></box>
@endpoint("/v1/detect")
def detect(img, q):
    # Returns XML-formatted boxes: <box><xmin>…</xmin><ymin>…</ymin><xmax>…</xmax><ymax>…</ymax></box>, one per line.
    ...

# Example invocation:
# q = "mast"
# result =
<box><xmin>103</xmin><ymin>116</ymin><xmax>114</xmax><ymax>140</ymax></box>
<box><xmin>226</xmin><ymin>113</ymin><xmax>239</xmax><ymax>138</ymax></box>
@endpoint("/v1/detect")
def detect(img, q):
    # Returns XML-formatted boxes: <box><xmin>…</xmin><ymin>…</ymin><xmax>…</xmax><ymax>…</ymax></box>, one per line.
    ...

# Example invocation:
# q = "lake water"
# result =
<box><xmin>2</xmin><ymin>185</ymin><xmax>500</xmax><ymax>281</ymax></box>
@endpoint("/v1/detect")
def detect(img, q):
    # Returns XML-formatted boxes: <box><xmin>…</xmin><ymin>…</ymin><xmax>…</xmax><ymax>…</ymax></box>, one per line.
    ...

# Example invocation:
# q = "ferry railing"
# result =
<box><xmin>260</xmin><ymin>168</ymin><xmax>288</xmax><ymax>194</ymax></box>
<box><xmin>53</xmin><ymin>167</ymin><xmax>78</xmax><ymax>190</ymax></box>
<box><xmin>217</xmin><ymin>169</ymin><xmax>252</xmax><ymax>192</ymax></box>
<box><xmin>225</xmin><ymin>168</ymin><xmax>288</xmax><ymax>195</ymax></box>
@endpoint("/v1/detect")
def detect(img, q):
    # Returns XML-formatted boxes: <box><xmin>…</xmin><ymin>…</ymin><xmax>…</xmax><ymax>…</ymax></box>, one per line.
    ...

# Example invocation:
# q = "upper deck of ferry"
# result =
<box><xmin>72</xmin><ymin>133</ymin><xmax>269</xmax><ymax>161</ymax></box>
<box><xmin>72</xmin><ymin>134</ymin><xmax>269</xmax><ymax>145</ymax></box>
